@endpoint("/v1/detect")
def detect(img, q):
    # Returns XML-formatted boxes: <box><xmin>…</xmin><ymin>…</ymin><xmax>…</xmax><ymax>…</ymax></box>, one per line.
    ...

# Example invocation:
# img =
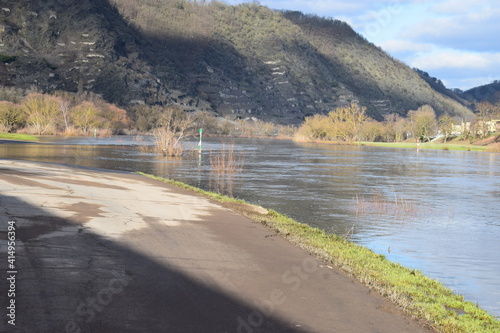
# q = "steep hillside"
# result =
<box><xmin>0</xmin><ymin>0</ymin><xmax>176</xmax><ymax>105</ymax></box>
<box><xmin>459</xmin><ymin>81</ymin><xmax>500</xmax><ymax>105</ymax></box>
<box><xmin>0</xmin><ymin>0</ymin><xmax>473</xmax><ymax>124</ymax></box>
<box><xmin>413</xmin><ymin>68</ymin><xmax>470</xmax><ymax>107</ymax></box>
<box><xmin>282</xmin><ymin>12</ymin><xmax>472</xmax><ymax>119</ymax></box>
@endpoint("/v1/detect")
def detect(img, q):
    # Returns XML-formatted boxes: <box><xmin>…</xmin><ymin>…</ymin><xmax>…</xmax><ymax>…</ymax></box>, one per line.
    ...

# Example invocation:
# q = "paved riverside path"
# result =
<box><xmin>0</xmin><ymin>160</ymin><xmax>430</xmax><ymax>333</ymax></box>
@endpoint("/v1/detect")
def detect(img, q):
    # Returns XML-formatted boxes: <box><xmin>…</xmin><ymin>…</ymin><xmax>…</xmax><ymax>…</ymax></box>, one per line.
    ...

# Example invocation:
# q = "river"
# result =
<box><xmin>1</xmin><ymin>136</ymin><xmax>499</xmax><ymax>317</ymax></box>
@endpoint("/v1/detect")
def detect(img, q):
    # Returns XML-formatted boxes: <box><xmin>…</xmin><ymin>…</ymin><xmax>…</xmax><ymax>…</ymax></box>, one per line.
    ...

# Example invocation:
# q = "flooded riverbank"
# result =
<box><xmin>1</xmin><ymin>136</ymin><xmax>499</xmax><ymax>317</ymax></box>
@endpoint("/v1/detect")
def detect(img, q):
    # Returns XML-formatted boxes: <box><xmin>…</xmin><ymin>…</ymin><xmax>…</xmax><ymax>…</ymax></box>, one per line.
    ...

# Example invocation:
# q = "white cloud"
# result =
<box><xmin>409</xmin><ymin>50</ymin><xmax>500</xmax><ymax>70</ymax></box>
<box><xmin>448</xmin><ymin>77</ymin><xmax>498</xmax><ymax>91</ymax></box>
<box><xmin>226</xmin><ymin>0</ymin><xmax>363</xmax><ymax>14</ymax></box>
<box><xmin>403</xmin><ymin>3</ymin><xmax>500</xmax><ymax>52</ymax></box>
<box><xmin>379</xmin><ymin>40</ymin><xmax>433</xmax><ymax>53</ymax></box>
<box><xmin>357</xmin><ymin>2</ymin><xmax>432</xmax><ymax>44</ymax></box>
<box><xmin>231</xmin><ymin>0</ymin><xmax>409</xmax><ymax>17</ymax></box>
<box><xmin>405</xmin><ymin>16</ymin><xmax>460</xmax><ymax>38</ymax></box>
<box><xmin>430</xmin><ymin>0</ymin><xmax>495</xmax><ymax>15</ymax></box>
<box><xmin>297</xmin><ymin>1</ymin><xmax>365</xmax><ymax>14</ymax></box>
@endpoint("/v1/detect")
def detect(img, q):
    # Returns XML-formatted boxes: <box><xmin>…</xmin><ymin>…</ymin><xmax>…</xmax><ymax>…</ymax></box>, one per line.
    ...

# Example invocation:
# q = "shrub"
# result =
<box><xmin>153</xmin><ymin>127</ymin><xmax>185</xmax><ymax>157</ymax></box>
<box><xmin>209</xmin><ymin>144</ymin><xmax>243</xmax><ymax>196</ymax></box>
<box><xmin>100</xmin><ymin>104</ymin><xmax>132</xmax><ymax>134</ymax></box>
<box><xmin>153</xmin><ymin>107</ymin><xmax>197</xmax><ymax>156</ymax></box>
<box><xmin>360</xmin><ymin>120</ymin><xmax>384</xmax><ymax>142</ymax></box>
<box><xmin>295</xmin><ymin>114</ymin><xmax>333</xmax><ymax>140</ymax></box>
<box><xmin>0</xmin><ymin>54</ymin><xmax>16</xmax><ymax>63</ymax></box>
<box><xmin>407</xmin><ymin>105</ymin><xmax>437</xmax><ymax>141</ymax></box>
<box><xmin>0</xmin><ymin>101</ymin><xmax>25</xmax><ymax>132</ymax></box>
<box><xmin>70</xmin><ymin>101</ymin><xmax>102</xmax><ymax>134</ymax></box>
<box><xmin>0</xmin><ymin>86</ymin><xmax>25</xmax><ymax>103</ymax></box>
<box><xmin>295</xmin><ymin>103</ymin><xmax>368</xmax><ymax>142</ymax></box>
<box><xmin>21</xmin><ymin>93</ymin><xmax>62</xmax><ymax>135</ymax></box>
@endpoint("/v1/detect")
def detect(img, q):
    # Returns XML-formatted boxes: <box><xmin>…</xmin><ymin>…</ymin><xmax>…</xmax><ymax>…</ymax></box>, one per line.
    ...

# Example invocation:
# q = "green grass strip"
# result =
<box><xmin>358</xmin><ymin>141</ymin><xmax>488</xmax><ymax>152</ymax></box>
<box><xmin>0</xmin><ymin>133</ymin><xmax>39</xmax><ymax>142</ymax></box>
<box><xmin>139</xmin><ymin>172</ymin><xmax>500</xmax><ymax>332</ymax></box>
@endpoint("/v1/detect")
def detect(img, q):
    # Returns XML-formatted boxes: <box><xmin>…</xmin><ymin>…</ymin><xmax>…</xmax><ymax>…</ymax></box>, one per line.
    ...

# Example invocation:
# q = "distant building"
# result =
<box><xmin>454</xmin><ymin>119</ymin><xmax>500</xmax><ymax>136</ymax></box>
<box><xmin>490</xmin><ymin>119</ymin><xmax>500</xmax><ymax>133</ymax></box>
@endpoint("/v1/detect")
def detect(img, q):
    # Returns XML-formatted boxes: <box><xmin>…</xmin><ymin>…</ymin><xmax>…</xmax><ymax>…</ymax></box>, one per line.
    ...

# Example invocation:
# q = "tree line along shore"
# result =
<box><xmin>1</xmin><ymin>90</ymin><xmax>499</xmax><ymax>154</ymax></box>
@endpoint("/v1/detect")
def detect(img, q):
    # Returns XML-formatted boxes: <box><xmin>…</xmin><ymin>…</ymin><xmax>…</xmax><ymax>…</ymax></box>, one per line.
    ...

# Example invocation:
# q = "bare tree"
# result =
<box><xmin>21</xmin><ymin>93</ymin><xmax>62</xmax><ymax>135</ymax></box>
<box><xmin>60</xmin><ymin>99</ymin><xmax>71</xmax><ymax>132</ymax></box>
<box><xmin>153</xmin><ymin>107</ymin><xmax>197</xmax><ymax>156</ymax></box>
<box><xmin>438</xmin><ymin>114</ymin><xmax>455</xmax><ymax>142</ymax></box>
<box><xmin>328</xmin><ymin>102</ymin><xmax>368</xmax><ymax>142</ymax></box>
<box><xmin>70</xmin><ymin>101</ymin><xmax>102</xmax><ymax>134</ymax></box>
<box><xmin>0</xmin><ymin>101</ymin><xmax>25</xmax><ymax>132</ymax></box>
<box><xmin>407</xmin><ymin>105</ymin><xmax>437</xmax><ymax>141</ymax></box>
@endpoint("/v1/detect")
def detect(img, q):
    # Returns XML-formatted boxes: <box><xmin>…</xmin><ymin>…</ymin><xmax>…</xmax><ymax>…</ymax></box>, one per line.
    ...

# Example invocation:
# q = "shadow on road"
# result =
<box><xmin>0</xmin><ymin>193</ymin><xmax>307</xmax><ymax>333</ymax></box>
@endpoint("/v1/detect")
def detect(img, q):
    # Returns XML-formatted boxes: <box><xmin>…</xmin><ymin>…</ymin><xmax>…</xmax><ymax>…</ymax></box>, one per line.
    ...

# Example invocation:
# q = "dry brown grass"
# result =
<box><xmin>134</xmin><ymin>135</ymin><xmax>154</xmax><ymax>153</ymax></box>
<box><xmin>153</xmin><ymin>127</ymin><xmax>184</xmax><ymax>157</ymax></box>
<box><xmin>486</xmin><ymin>143</ymin><xmax>500</xmax><ymax>153</ymax></box>
<box><xmin>61</xmin><ymin>126</ymin><xmax>80</xmax><ymax>136</ymax></box>
<box><xmin>209</xmin><ymin>144</ymin><xmax>243</xmax><ymax>196</ymax></box>
<box><xmin>354</xmin><ymin>189</ymin><xmax>420</xmax><ymax>219</ymax></box>
<box><xmin>96</xmin><ymin>128</ymin><xmax>112</xmax><ymax>138</ymax></box>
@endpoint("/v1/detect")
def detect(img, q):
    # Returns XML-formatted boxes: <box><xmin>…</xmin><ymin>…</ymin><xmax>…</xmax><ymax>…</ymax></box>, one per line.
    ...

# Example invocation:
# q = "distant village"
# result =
<box><xmin>452</xmin><ymin>119</ymin><xmax>500</xmax><ymax>136</ymax></box>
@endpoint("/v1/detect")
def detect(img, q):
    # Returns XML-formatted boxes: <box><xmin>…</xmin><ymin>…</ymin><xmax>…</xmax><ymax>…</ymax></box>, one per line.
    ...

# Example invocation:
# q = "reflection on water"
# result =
<box><xmin>1</xmin><ymin>136</ymin><xmax>499</xmax><ymax>317</ymax></box>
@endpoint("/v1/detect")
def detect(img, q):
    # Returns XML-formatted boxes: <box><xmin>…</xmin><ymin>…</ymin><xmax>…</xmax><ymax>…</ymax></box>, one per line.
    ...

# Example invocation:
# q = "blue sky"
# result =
<box><xmin>225</xmin><ymin>0</ymin><xmax>500</xmax><ymax>90</ymax></box>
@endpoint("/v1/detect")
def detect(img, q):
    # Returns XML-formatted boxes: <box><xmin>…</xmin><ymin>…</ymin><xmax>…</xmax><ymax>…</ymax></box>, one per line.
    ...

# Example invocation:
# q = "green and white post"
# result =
<box><xmin>197</xmin><ymin>128</ymin><xmax>203</xmax><ymax>153</ymax></box>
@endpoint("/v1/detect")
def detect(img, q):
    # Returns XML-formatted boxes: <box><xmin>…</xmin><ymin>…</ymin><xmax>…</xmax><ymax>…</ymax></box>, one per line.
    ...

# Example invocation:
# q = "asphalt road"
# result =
<box><xmin>0</xmin><ymin>160</ymin><xmax>430</xmax><ymax>333</ymax></box>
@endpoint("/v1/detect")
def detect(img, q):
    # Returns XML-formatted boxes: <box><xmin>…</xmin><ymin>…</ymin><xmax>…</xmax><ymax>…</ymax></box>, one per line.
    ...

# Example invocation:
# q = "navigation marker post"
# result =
<box><xmin>198</xmin><ymin>128</ymin><xmax>203</xmax><ymax>153</ymax></box>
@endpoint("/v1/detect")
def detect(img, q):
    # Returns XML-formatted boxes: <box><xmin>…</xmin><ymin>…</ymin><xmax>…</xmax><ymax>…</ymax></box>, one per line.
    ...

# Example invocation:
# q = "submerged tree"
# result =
<box><xmin>153</xmin><ymin>107</ymin><xmax>197</xmax><ymax>156</ymax></box>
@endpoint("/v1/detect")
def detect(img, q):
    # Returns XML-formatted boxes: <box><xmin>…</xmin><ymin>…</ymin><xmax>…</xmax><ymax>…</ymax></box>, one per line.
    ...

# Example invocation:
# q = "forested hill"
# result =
<box><xmin>459</xmin><ymin>81</ymin><xmax>500</xmax><ymax>105</ymax></box>
<box><xmin>0</xmin><ymin>0</ymin><xmax>472</xmax><ymax>123</ymax></box>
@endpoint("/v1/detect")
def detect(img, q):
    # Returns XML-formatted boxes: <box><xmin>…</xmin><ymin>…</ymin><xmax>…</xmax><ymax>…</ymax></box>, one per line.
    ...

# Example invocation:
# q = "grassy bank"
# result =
<box><xmin>140</xmin><ymin>172</ymin><xmax>500</xmax><ymax>333</ymax></box>
<box><xmin>358</xmin><ymin>141</ymin><xmax>489</xmax><ymax>152</ymax></box>
<box><xmin>294</xmin><ymin>138</ymin><xmax>491</xmax><ymax>152</ymax></box>
<box><xmin>0</xmin><ymin>133</ymin><xmax>39</xmax><ymax>142</ymax></box>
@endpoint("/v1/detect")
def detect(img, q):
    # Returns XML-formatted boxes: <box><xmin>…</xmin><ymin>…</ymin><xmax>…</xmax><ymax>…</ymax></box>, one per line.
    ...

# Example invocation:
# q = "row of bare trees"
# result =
<box><xmin>0</xmin><ymin>93</ymin><xmax>132</xmax><ymax>135</ymax></box>
<box><xmin>295</xmin><ymin>102</ymin><xmax>499</xmax><ymax>144</ymax></box>
<box><xmin>0</xmin><ymin>90</ymin><xmax>297</xmax><ymax>156</ymax></box>
<box><xmin>4</xmin><ymin>91</ymin><xmax>498</xmax><ymax>157</ymax></box>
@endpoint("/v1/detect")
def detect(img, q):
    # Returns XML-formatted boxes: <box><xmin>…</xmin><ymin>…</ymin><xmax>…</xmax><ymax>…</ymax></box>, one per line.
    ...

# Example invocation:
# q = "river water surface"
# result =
<box><xmin>1</xmin><ymin>136</ymin><xmax>499</xmax><ymax>317</ymax></box>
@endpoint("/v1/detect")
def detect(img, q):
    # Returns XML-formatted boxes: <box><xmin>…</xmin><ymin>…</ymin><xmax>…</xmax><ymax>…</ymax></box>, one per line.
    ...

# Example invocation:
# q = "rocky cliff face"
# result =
<box><xmin>0</xmin><ymin>0</ymin><xmax>473</xmax><ymax>124</ymax></box>
<box><xmin>0</xmin><ymin>0</ymin><xmax>167</xmax><ymax>104</ymax></box>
